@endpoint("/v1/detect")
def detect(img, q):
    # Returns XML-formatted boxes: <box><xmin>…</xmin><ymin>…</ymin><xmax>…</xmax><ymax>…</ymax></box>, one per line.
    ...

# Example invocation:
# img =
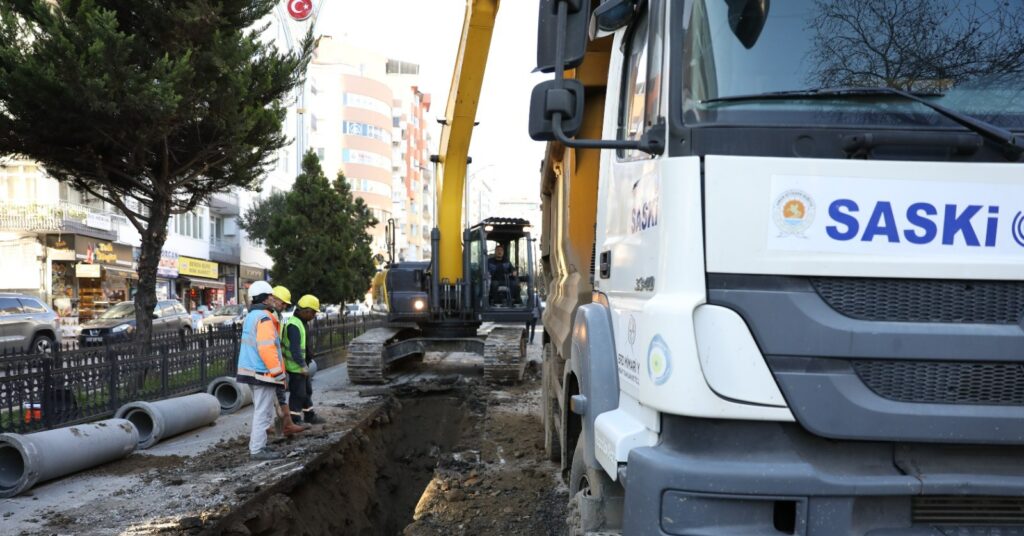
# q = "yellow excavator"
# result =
<box><xmin>348</xmin><ymin>0</ymin><xmax>537</xmax><ymax>384</ymax></box>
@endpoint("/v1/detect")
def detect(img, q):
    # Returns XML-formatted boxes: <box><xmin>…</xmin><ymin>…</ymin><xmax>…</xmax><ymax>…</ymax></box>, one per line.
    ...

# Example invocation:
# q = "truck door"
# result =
<box><xmin>600</xmin><ymin>0</ymin><xmax>666</xmax><ymax>399</ymax></box>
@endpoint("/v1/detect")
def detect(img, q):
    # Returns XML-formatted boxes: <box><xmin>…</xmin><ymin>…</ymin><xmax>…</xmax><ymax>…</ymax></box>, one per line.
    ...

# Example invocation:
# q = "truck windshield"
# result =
<box><xmin>682</xmin><ymin>0</ymin><xmax>1024</xmax><ymax>128</ymax></box>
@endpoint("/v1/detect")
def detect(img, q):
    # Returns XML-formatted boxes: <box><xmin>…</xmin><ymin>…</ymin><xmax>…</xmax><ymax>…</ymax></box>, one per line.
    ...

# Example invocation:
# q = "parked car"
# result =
<box><xmin>343</xmin><ymin>303</ymin><xmax>370</xmax><ymax>317</ymax></box>
<box><xmin>204</xmin><ymin>304</ymin><xmax>247</xmax><ymax>330</ymax></box>
<box><xmin>78</xmin><ymin>299</ymin><xmax>193</xmax><ymax>345</ymax></box>
<box><xmin>0</xmin><ymin>293</ymin><xmax>59</xmax><ymax>354</ymax></box>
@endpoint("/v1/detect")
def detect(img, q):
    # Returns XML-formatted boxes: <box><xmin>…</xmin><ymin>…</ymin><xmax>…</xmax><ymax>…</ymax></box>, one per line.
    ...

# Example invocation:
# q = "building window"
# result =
<box><xmin>316</xmin><ymin>147</ymin><xmax>325</xmax><ymax>160</ymax></box>
<box><xmin>341</xmin><ymin>148</ymin><xmax>391</xmax><ymax>170</ymax></box>
<box><xmin>311</xmin><ymin>115</ymin><xmax>319</xmax><ymax>132</ymax></box>
<box><xmin>173</xmin><ymin>210</ymin><xmax>206</xmax><ymax>240</ymax></box>
<box><xmin>342</xmin><ymin>93</ymin><xmax>391</xmax><ymax>117</ymax></box>
<box><xmin>210</xmin><ymin>216</ymin><xmax>225</xmax><ymax>242</ymax></box>
<box><xmin>342</xmin><ymin>121</ymin><xmax>393</xmax><ymax>144</ymax></box>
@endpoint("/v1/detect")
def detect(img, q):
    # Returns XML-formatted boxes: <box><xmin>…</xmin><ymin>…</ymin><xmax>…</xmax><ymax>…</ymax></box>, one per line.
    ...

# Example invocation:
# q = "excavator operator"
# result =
<box><xmin>488</xmin><ymin>244</ymin><xmax>519</xmax><ymax>306</ymax></box>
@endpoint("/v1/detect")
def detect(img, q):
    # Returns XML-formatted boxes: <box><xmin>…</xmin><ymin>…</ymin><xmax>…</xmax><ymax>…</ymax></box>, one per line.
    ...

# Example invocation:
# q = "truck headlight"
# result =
<box><xmin>413</xmin><ymin>299</ymin><xmax>425</xmax><ymax>311</ymax></box>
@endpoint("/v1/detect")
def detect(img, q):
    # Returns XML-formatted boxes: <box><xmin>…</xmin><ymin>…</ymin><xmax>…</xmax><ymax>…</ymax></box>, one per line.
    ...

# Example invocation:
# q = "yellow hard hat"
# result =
<box><xmin>297</xmin><ymin>294</ymin><xmax>320</xmax><ymax>311</ymax></box>
<box><xmin>271</xmin><ymin>285</ymin><xmax>292</xmax><ymax>305</ymax></box>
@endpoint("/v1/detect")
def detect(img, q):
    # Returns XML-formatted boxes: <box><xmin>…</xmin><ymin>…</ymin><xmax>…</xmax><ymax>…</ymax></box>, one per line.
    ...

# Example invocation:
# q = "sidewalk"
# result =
<box><xmin>1</xmin><ymin>360</ymin><xmax>380</xmax><ymax>535</ymax></box>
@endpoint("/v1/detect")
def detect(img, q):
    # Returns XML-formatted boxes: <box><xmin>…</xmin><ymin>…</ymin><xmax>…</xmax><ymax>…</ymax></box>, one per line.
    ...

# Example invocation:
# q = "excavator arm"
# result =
<box><xmin>434</xmin><ymin>0</ymin><xmax>499</xmax><ymax>283</ymax></box>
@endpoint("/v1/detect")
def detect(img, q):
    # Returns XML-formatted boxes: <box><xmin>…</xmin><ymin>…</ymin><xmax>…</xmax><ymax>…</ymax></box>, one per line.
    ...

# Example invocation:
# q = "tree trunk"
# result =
<box><xmin>135</xmin><ymin>201</ymin><xmax>171</xmax><ymax>344</ymax></box>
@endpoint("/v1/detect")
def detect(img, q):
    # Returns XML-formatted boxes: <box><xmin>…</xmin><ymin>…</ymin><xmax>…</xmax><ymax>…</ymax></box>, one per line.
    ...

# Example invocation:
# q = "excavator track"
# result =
<box><xmin>483</xmin><ymin>325</ymin><xmax>527</xmax><ymax>384</ymax></box>
<box><xmin>347</xmin><ymin>327</ymin><xmax>404</xmax><ymax>384</ymax></box>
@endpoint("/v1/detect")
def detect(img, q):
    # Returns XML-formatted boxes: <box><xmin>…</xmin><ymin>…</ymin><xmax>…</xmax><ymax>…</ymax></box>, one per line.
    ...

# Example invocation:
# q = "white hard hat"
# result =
<box><xmin>248</xmin><ymin>280</ymin><xmax>273</xmax><ymax>300</ymax></box>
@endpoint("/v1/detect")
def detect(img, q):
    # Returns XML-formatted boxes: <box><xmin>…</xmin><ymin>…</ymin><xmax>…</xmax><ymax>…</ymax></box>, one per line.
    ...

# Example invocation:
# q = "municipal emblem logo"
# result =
<box><xmin>647</xmin><ymin>335</ymin><xmax>672</xmax><ymax>386</ymax></box>
<box><xmin>773</xmin><ymin>190</ymin><xmax>815</xmax><ymax>237</ymax></box>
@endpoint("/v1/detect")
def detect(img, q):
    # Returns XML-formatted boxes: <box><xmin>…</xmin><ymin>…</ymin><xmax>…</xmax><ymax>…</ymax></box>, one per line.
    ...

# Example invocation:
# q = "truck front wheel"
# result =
<box><xmin>566</xmin><ymin>437</ymin><xmax>623</xmax><ymax>535</ymax></box>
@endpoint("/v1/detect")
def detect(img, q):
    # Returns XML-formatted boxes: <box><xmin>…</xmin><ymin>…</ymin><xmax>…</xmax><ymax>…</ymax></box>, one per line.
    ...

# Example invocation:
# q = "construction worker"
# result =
<box><xmin>236</xmin><ymin>281</ymin><xmax>303</xmax><ymax>461</ymax></box>
<box><xmin>269</xmin><ymin>285</ymin><xmax>308</xmax><ymax>433</ymax></box>
<box><xmin>282</xmin><ymin>294</ymin><xmax>325</xmax><ymax>425</ymax></box>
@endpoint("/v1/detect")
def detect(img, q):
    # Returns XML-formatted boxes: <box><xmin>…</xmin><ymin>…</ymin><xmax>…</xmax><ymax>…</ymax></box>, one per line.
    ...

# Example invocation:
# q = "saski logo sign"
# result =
<box><xmin>768</xmin><ymin>176</ymin><xmax>1024</xmax><ymax>256</ymax></box>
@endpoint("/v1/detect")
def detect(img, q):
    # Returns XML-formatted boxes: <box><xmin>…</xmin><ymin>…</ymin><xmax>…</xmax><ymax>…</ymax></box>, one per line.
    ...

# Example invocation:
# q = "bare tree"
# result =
<box><xmin>807</xmin><ymin>0</ymin><xmax>1024</xmax><ymax>92</ymax></box>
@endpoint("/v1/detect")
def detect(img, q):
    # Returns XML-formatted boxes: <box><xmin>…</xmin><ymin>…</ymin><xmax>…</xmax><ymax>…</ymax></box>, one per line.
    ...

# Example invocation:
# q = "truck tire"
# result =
<box><xmin>542</xmin><ymin>343</ymin><xmax>561</xmax><ymax>462</ymax></box>
<box><xmin>566</xmin><ymin>437</ymin><xmax>623</xmax><ymax>535</ymax></box>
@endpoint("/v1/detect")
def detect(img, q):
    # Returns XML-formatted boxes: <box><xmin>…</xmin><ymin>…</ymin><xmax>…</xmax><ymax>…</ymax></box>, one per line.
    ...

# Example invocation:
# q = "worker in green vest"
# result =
<box><xmin>281</xmin><ymin>294</ymin><xmax>325</xmax><ymax>425</ymax></box>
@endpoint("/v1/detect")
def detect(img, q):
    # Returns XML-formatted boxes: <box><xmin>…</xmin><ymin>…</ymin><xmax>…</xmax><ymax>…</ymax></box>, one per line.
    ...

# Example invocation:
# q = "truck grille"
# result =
<box><xmin>914</xmin><ymin>496</ymin><xmax>1024</xmax><ymax>527</ymax></box>
<box><xmin>810</xmin><ymin>277</ymin><xmax>1024</xmax><ymax>324</ymax></box>
<box><xmin>854</xmin><ymin>360</ymin><xmax>1024</xmax><ymax>406</ymax></box>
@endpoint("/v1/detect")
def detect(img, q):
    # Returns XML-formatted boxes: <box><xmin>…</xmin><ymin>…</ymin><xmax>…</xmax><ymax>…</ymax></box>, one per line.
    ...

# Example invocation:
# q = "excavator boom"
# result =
<box><xmin>435</xmin><ymin>0</ymin><xmax>499</xmax><ymax>283</ymax></box>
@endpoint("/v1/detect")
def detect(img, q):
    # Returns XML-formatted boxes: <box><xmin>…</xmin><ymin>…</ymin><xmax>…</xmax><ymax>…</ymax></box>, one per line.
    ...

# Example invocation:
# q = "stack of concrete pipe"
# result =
<box><xmin>0</xmin><ymin>419</ymin><xmax>138</xmax><ymax>498</ymax></box>
<box><xmin>115</xmin><ymin>393</ymin><xmax>220</xmax><ymax>450</ymax></box>
<box><xmin>206</xmin><ymin>376</ymin><xmax>253</xmax><ymax>414</ymax></box>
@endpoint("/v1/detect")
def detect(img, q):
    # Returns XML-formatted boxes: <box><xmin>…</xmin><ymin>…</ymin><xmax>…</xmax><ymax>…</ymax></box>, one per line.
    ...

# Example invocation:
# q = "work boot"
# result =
<box><xmin>290</xmin><ymin>412</ymin><xmax>312</xmax><ymax>429</ymax></box>
<box><xmin>303</xmin><ymin>411</ymin><xmax>326</xmax><ymax>425</ymax></box>
<box><xmin>281</xmin><ymin>410</ymin><xmax>306</xmax><ymax>437</ymax></box>
<box><xmin>251</xmin><ymin>449</ymin><xmax>282</xmax><ymax>461</ymax></box>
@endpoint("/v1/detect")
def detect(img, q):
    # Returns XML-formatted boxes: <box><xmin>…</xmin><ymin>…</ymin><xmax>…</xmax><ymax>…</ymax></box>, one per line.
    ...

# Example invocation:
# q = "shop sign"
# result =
<box><xmin>76</xmin><ymin>240</ymin><xmax>132</xmax><ymax>265</ymax></box>
<box><xmin>158</xmin><ymin>251</ymin><xmax>179</xmax><ymax>278</ymax></box>
<box><xmin>76</xmin><ymin>263</ymin><xmax>101</xmax><ymax>278</ymax></box>
<box><xmin>86</xmin><ymin>212</ymin><xmax>112</xmax><ymax>231</ymax></box>
<box><xmin>46</xmin><ymin>236</ymin><xmax>74</xmax><ymax>250</ymax></box>
<box><xmin>240</xmin><ymin>266</ymin><xmax>266</xmax><ymax>281</ymax></box>
<box><xmin>48</xmin><ymin>248</ymin><xmax>77</xmax><ymax>261</ymax></box>
<box><xmin>179</xmin><ymin>257</ymin><xmax>219</xmax><ymax>279</ymax></box>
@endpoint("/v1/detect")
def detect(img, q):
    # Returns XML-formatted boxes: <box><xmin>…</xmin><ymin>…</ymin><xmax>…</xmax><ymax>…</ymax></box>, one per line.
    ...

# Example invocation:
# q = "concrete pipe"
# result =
<box><xmin>0</xmin><ymin>419</ymin><xmax>138</xmax><ymax>498</ymax></box>
<box><xmin>115</xmin><ymin>393</ymin><xmax>220</xmax><ymax>450</ymax></box>
<box><xmin>206</xmin><ymin>377</ymin><xmax>253</xmax><ymax>415</ymax></box>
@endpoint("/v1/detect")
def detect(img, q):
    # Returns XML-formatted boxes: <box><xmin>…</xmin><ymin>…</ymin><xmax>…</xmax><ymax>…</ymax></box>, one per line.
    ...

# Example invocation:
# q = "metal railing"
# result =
<box><xmin>209</xmin><ymin>237</ymin><xmax>241</xmax><ymax>256</ymax></box>
<box><xmin>0</xmin><ymin>315</ymin><xmax>382</xmax><ymax>434</ymax></box>
<box><xmin>0</xmin><ymin>200</ymin><xmax>132</xmax><ymax>234</ymax></box>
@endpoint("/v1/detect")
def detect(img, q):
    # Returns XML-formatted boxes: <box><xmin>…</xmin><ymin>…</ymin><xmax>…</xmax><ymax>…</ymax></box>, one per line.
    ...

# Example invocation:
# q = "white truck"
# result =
<box><xmin>530</xmin><ymin>0</ymin><xmax>1024</xmax><ymax>534</ymax></box>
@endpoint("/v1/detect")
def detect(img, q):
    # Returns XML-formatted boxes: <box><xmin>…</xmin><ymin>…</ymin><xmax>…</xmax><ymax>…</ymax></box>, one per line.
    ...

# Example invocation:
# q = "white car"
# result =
<box><xmin>344</xmin><ymin>303</ymin><xmax>370</xmax><ymax>317</ymax></box>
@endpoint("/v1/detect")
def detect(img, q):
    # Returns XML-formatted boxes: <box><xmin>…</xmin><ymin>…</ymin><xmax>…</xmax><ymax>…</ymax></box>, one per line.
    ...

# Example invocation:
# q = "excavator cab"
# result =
<box><xmin>465</xmin><ymin>218</ymin><xmax>535</xmax><ymax>323</ymax></box>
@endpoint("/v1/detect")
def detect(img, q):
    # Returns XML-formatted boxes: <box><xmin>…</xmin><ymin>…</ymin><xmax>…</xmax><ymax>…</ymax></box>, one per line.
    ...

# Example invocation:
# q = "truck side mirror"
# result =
<box><xmin>536</xmin><ymin>0</ymin><xmax>591</xmax><ymax>73</ymax></box>
<box><xmin>592</xmin><ymin>0</ymin><xmax>636</xmax><ymax>32</ymax></box>
<box><xmin>726</xmin><ymin>0</ymin><xmax>770</xmax><ymax>49</ymax></box>
<box><xmin>528</xmin><ymin>79</ymin><xmax>585</xmax><ymax>141</ymax></box>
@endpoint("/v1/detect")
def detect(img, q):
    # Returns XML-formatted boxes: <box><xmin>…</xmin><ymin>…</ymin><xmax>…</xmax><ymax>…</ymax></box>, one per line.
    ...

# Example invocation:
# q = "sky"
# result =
<box><xmin>314</xmin><ymin>0</ymin><xmax>547</xmax><ymax>203</ymax></box>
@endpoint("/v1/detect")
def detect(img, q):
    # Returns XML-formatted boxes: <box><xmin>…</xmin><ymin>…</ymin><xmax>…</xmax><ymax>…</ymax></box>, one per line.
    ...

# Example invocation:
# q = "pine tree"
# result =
<box><xmin>242</xmin><ymin>152</ymin><xmax>377</xmax><ymax>304</ymax></box>
<box><xmin>0</xmin><ymin>0</ymin><xmax>312</xmax><ymax>340</ymax></box>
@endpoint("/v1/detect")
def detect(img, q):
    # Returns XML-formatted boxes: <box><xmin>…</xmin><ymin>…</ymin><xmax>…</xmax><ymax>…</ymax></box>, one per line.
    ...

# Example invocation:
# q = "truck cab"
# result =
<box><xmin>533</xmin><ymin>0</ymin><xmax>1024</xmax><ymax>534</ymax></box>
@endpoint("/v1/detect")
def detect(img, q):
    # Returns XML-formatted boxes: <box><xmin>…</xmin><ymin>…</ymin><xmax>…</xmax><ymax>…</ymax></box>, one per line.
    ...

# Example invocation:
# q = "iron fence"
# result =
<box><xmin>0</xmin><ymin>315</ymin><xmax>381</xmax><ymax>434</ymax></box>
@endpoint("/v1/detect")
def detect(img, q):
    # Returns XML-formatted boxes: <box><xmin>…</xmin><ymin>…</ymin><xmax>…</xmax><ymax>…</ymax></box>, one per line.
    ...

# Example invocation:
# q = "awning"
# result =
<box><xmin>181</xmin><ymin>276</ymin><xmax>225</xmax><ymax>289</ymax></box>
<box><xmin>103</xmin><ymin>265</ymin><xmax>137</xmax><ymax>276</ymax></box>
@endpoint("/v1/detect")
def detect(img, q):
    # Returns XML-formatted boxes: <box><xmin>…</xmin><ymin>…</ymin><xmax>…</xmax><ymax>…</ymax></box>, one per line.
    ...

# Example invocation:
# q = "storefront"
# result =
<box><xmin>219</xmin><ymin>264</ymin><xmax>239</xmax><ymax>305</ymax></box>
<box><xmin>154</xmin><ymin>250</ymin><xmax>179</xmax><ymax>301</ymax></box>
<box><xmin>72</xmin><ymin>239</ymin><xmax>135</xmax><ymax>322</ymax></box>
<box><xmin>178</xmin><ymin>256</ymin><xmax>223</xmax><ymax>311</ymax></box>
<box><xmin>46</xmin><ymin>236</ymin><xmax>78</xmax><ymax>318</ymax></box>
<box><xmin>239</xmin><ymin>265</ymin><xmax>268</xmax><ymax>306</ymax></box>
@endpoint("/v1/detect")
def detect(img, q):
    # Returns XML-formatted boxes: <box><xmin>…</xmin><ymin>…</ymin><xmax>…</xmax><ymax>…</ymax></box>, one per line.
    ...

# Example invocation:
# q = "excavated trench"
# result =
<box><xmin>208</xmin><ymin>392</ymin><xmax>478</xmax><ymax>535</ymax></box>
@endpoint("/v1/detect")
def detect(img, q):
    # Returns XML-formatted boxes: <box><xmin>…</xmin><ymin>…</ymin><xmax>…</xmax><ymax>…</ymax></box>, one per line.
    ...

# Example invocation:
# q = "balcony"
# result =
<box><xmin>209</xmin><ymin>236</ymin><xmax>241</xmax><ymax>264</ymax></box>
<box><xmin>209</xmin><ymin>191</ymin><xmax>240</xmax><ymax>216</ymax></box>
<box><xmin>0</xmin><ymin>201</ymin><xmax>123</xmax><ymax>241</ymax></box>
